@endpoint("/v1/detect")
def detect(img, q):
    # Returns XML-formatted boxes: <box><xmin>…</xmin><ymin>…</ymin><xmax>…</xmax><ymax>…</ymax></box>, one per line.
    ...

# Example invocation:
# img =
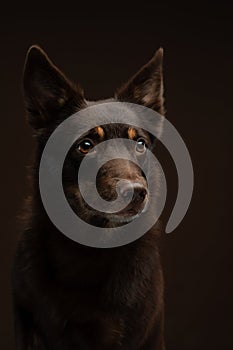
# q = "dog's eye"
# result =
<box><xmin>136</xmin><ymin>138</ymin><xmax>147</xmax><ymax>153</ymax></box>
<box><xmin>78</xmin><ymin>140</ymin><xmax>94</xmax><ymax>154</ymax></box>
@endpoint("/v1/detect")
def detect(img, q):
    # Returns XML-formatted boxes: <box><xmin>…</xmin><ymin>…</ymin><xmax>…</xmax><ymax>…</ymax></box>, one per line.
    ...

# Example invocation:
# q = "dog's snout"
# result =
<box><xmin>120</xmin><ymin>182</ymin><xmax>147</xmax><ymax>204</ymax></box>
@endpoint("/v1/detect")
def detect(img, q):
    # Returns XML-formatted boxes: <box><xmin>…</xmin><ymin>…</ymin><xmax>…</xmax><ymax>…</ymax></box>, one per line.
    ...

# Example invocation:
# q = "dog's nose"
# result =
<box><xmin>120</xmin><ymin>182</ymin><xmax>147</xmax><ymax>204</ymax></box>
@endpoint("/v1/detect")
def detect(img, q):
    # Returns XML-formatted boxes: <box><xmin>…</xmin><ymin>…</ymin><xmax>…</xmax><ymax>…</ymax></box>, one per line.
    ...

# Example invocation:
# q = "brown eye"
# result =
<box><xmin>136</xmin><ymin>138</ymin><xmax>147</xmax><ymax>153</ymax></box>
<box><xmin>78</xmin><ymin>140</ymin><xmax>94</xmax><ymax>154</ymax></box>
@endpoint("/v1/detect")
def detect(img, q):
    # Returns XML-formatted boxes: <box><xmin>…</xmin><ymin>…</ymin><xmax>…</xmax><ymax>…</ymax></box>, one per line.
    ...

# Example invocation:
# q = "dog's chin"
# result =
<box><xmin>106</xmin><ymin>203</ymin><xmax>149</xmax><ymax>225</ymax></box>
<box><xmin>70</xmin><ymin>196</ymin><xmax>149</xmax><ymax>227</ymax></box>
<box><xmin>107</xmin><ymin>213</ymin><xmax>140</xmax><ymax>224</ymax></box>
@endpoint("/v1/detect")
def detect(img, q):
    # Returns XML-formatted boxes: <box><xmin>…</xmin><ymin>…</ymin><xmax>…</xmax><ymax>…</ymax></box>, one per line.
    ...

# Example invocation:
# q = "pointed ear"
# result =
<box><xmin>23</xmin><ymin>45</ymin><xmax>85</xmax><ymax>129</ymax></box>
<box><xmin>115</xmin><ymin>48</ymin><xmax>165</xmax><ymax>115</ymax></box>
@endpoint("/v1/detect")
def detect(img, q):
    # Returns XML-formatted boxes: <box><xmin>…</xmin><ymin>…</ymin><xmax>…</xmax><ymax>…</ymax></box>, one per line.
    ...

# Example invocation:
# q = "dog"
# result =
<box><xmin>12</xmin><ymin>45</ymin><xmax>166</xmax><ymax>350</ymax></box>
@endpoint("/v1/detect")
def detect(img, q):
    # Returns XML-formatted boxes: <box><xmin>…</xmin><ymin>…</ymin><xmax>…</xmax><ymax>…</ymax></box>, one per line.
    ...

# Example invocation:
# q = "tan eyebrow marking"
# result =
<box><xmin>128</xmin><ymin>127</ymin><xmax>137</xmax><ymax>139</ymax></box>
<box><xmin>57</xmin><ymin>89</ymin><xmax>67</xmax><ymax>106</ymax></box>
<box><xmin>95</xmin><ymin>126</ymin><xmax>105</xmax><ymax>138</ymax></box>
<box><xmin>57</xmin><ymin>97</ymin><xmax>66</xmax><ymax>106</ymax></box>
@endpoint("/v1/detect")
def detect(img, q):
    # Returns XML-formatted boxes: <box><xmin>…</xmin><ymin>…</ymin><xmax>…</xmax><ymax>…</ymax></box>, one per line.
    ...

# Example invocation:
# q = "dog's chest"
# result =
<box><xmin>97</xmin><ymin>317</ymin><xmax>125</xmax><ymax>348</ymax></box>
<box><xmin>73</xmin><ymin>316</ymin><xmax>126</xmax><ymax>349</ymax></box>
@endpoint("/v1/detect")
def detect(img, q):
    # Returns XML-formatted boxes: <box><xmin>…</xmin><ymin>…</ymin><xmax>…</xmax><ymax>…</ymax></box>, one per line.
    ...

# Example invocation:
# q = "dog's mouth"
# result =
<box><xmin>105</xmin><ymin>195</ymin><xmax>149</xmax><ymax>224</ymax></box>
<box><xmin>67</xmin><ymin>180</ymin><xmax>149</xmax><ymax>226</ymax></box>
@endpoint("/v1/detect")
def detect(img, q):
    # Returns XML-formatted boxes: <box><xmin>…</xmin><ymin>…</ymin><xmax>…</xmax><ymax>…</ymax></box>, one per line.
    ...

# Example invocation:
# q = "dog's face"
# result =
<box><xmin>23</xmin><ymin>46</ymin><xmax>164</xmax><ymax>227</ymax></box>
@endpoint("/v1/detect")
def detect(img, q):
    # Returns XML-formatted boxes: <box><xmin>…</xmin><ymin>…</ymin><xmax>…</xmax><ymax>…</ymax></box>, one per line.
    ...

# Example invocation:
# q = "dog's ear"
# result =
<box><xmin>23</xmin><ymin>45</ymin><xmax>85</xmax><ymax>129</ymax></box>
<box><xmin>115</xmin><ymin>48</ymin><xmax>165</xmax><ymax>115</ymax></box>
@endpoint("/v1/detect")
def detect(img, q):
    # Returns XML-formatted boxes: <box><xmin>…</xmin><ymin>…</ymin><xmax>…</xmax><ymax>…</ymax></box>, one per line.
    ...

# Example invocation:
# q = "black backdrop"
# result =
<box><xmin>0</xmin><ymin>3</ymin><xmax>232</xmax><ymax>350</ymax></box>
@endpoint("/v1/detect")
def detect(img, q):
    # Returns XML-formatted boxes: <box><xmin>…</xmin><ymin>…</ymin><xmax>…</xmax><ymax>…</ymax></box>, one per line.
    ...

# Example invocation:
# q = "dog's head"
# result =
<box><xmin>23</xmin><ymin>46</ymin><xmax>164</xmax><ymax>227</ymax></box>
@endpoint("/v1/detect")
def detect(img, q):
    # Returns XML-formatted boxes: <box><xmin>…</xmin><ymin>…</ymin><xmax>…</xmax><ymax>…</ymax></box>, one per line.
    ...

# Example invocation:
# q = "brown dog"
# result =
<box><xmin>12</xmin><ymin>46</ymin><xmax>166</xmax><ymax>350</ymax></box>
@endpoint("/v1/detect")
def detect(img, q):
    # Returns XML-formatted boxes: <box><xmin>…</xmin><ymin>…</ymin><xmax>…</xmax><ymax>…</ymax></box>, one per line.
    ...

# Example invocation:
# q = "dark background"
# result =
<box><xmin>0</xmin><ymin>3</ymin><xmax>232</xmax><ymax>350</ymax></box>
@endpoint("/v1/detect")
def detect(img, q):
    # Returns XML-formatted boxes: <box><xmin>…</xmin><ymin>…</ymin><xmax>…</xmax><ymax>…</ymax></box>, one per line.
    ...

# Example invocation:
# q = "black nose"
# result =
<box><xmin>120</xmin><ymin>182</ymin><xmax>147</xmax><ymax>204</ymax></box>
